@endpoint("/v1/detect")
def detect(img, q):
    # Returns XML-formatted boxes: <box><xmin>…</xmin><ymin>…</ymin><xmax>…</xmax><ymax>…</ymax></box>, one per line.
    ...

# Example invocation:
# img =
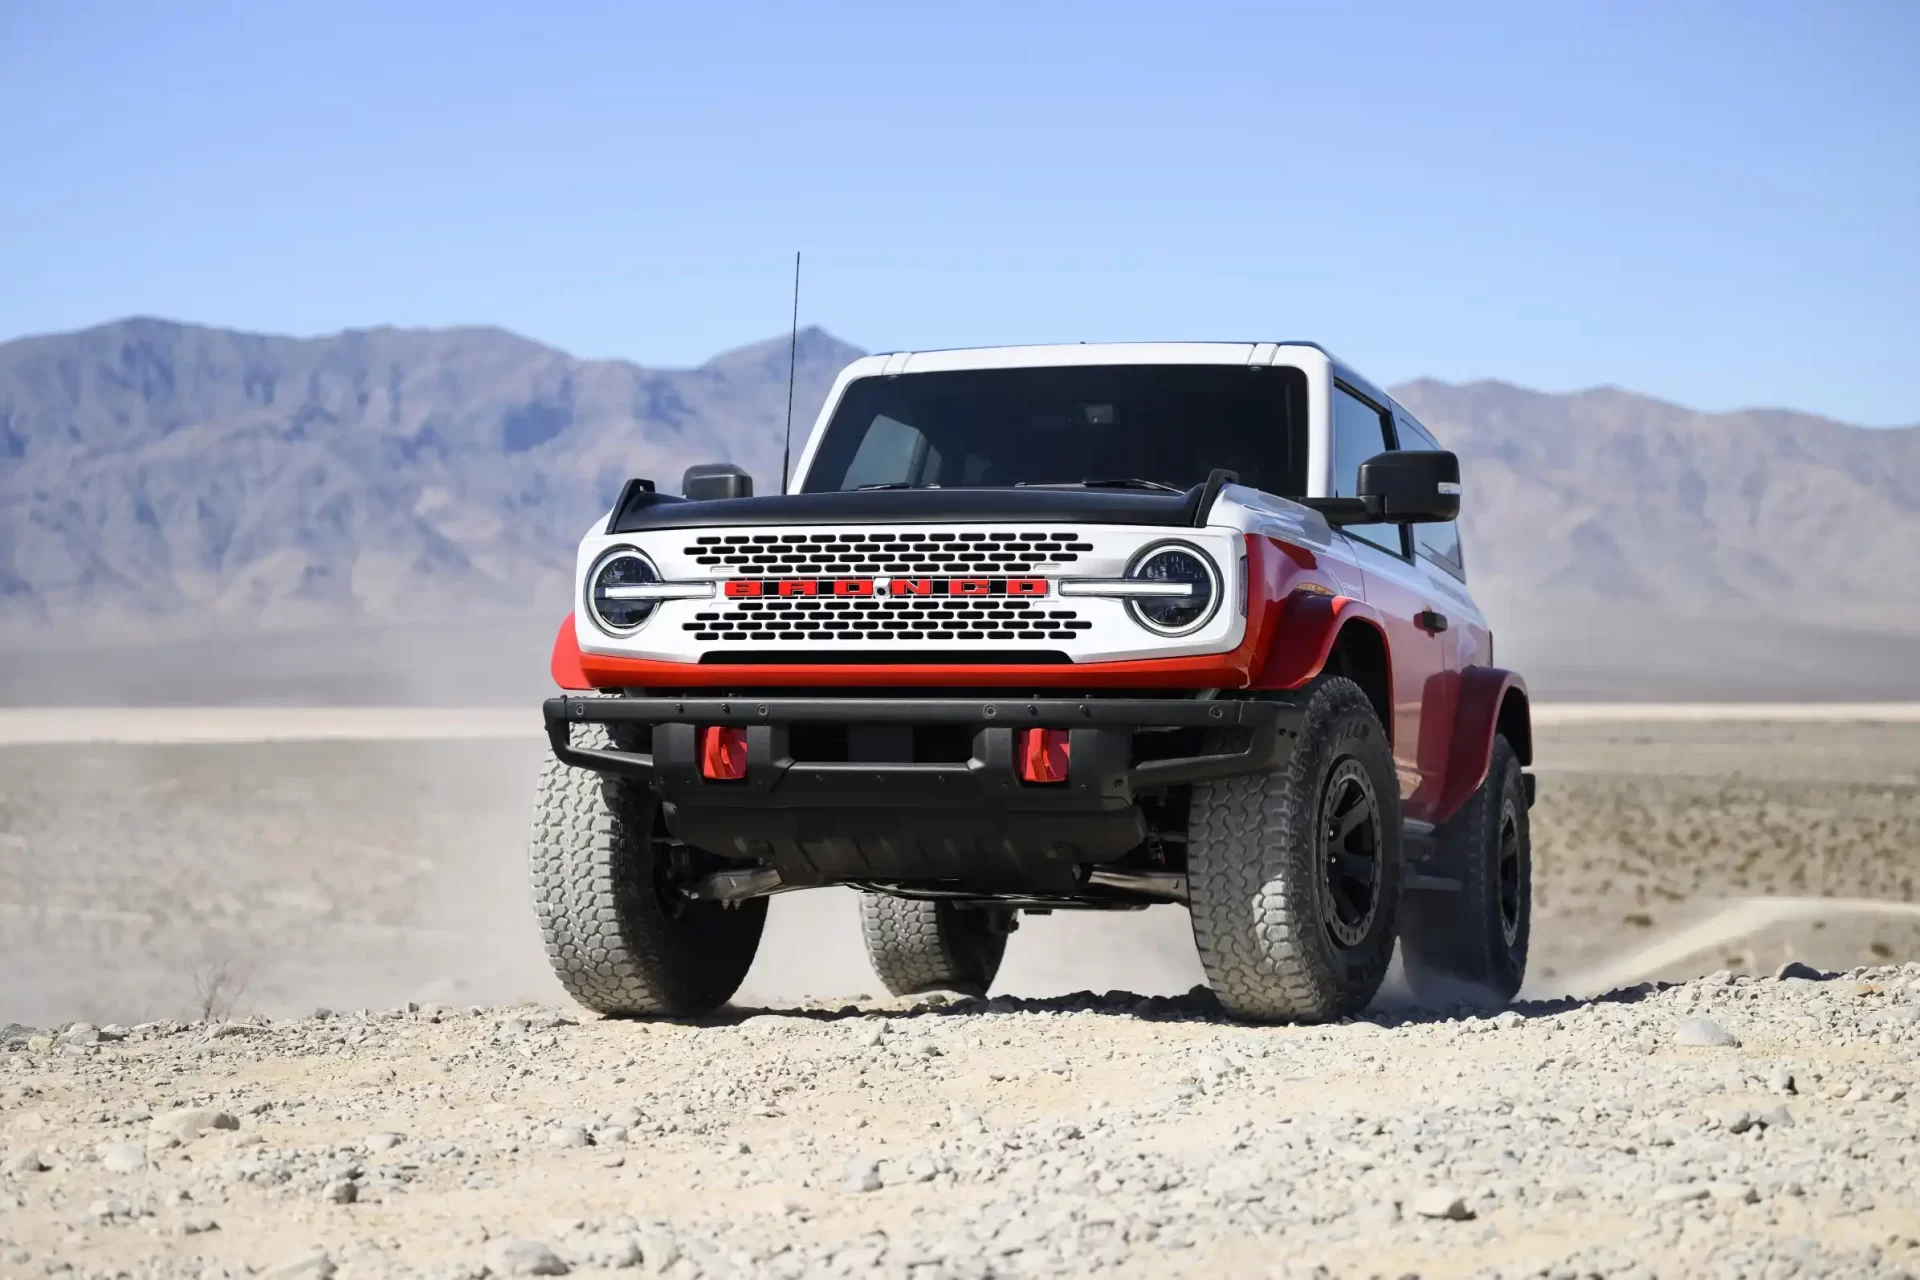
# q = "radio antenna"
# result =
<box><xmin>779</xmin><ymin>251</ymin><xmax>801</xmax><ymax>494</ymax></box>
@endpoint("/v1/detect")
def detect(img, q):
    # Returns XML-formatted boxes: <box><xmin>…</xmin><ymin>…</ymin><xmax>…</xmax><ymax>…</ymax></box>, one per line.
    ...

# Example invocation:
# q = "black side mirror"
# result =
<box><xmin>682</xmin><ymin>463</ymin><xmax>753</xmax><ymax>501</ymax></box>
<box><xmin>1357</xmin><ymin>450</ymin><xmax>1459</xmax><ymax>523</ymax></box>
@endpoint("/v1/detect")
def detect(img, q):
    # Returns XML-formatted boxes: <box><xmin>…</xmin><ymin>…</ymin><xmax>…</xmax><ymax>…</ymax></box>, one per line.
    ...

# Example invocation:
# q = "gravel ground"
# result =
<box><xmin>2</xmin><ymin>719</ymin><xmax>1917</xmax><ymax>1276</ymax></box>
<box><xmin>3</xmin><ymin>965</ymin><xmax>1918</xmax><ymax>1279</ymax></box>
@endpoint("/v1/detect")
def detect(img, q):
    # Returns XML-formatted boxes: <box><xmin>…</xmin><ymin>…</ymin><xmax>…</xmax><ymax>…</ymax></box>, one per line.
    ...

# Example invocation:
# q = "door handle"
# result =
<box><xmin>1415</xmin><ymin>609</ymin><xmax>1449</xmax><ymax>635</ymax></box>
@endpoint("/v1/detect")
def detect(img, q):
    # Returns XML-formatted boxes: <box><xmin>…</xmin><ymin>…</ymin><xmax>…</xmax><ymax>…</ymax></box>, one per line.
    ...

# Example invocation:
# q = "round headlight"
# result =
<box><xmin>1127</xmin><ymin>543</ymin><xmax>1220</xmax><ymax>635</ymax></box>
<box><xmin>587</xmin><ymin>548</ymin><xmax>661</xmax><ymax>634</ymax></box>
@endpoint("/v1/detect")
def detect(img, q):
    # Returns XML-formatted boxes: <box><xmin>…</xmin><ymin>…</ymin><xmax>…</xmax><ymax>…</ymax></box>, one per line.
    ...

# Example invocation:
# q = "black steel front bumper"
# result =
<box><xmin>543</xmin><ymin>694</ymin><xmax>1300</xmax><ymax>890</ymax></box>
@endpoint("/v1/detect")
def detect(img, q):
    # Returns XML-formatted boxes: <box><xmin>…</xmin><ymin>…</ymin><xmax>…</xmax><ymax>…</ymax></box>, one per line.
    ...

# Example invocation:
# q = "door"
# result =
<box><xmin>1330</xmin><ymin>383</ymin><xmax>1450</xmax><ymax>820</ymax></box>
<box><xmin>1398</xmin><ymin>412</ymin><xmax>1491</xmax><ymax>676</ymax></box>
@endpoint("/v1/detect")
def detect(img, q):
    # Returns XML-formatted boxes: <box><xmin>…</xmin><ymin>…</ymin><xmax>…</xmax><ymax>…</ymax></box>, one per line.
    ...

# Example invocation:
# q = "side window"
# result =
<box><xmin>1331</xmin><ymin>384</ymin><xmax>1403</xmax><ymax>555</ymax></box>
<box><xmin>1397</xmin><ymin>416</ymin><xmax>1466</xmax><ymax>580</ymax></box>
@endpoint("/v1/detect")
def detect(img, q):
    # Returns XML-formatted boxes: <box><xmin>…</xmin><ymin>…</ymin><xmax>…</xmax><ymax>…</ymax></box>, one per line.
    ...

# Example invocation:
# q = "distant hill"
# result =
<box><xmin>2</xmin><ymin>320</ymin><xmax>1916</xmax><ymax>659</ymax></box>
<box><xmin>1393</xmin><ymin>379</ymin><xmax>1920</xmax><ymax>637</ymax></box>
<box><xmin>0</xmin><ymin>319</ymin><xmax>859</xmax><ymax>628</ymax></box>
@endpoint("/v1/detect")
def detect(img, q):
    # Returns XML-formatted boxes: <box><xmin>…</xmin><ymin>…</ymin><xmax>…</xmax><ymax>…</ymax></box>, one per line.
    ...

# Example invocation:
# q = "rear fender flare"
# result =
<box><xmin>1434</xmin><ymin>667</ymin><xmax>1531</xmax><ymax>823</ymax></box>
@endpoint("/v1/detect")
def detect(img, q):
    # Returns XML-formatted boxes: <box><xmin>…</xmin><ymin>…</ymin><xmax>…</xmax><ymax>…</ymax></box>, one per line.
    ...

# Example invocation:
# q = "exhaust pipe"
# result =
<box><xmin>1085</xmin><ymin>867</ymin><xmax>1188</xmax><ymax>903</ymax></box>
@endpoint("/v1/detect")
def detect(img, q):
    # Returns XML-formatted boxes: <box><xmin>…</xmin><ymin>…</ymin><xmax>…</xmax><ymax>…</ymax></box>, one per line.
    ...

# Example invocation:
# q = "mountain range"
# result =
<box><xmin>0</xmin><ymin>319</ymin><xmax>859</xmax><ymax>629</ymax></box>
<box><xmin>2</xmin><ymin>320</ymin><xmax>1916</xmax><ymax>673</ymax></box>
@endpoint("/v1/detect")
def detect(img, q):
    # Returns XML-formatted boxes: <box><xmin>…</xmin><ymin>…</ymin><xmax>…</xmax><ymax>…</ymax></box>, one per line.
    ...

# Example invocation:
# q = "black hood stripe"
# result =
<box><xmin>608</xmin><ymin>485</ymin><xmax>1207</xmax><ymax>532</ymax></box>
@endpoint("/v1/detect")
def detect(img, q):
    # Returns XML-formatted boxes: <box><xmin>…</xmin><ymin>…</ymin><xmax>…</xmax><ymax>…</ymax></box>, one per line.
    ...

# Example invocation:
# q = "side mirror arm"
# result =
<box><xmin>1297</xmin><ymin>496</ymin><xmax>1384</xmax><ymax>527</ymax></box>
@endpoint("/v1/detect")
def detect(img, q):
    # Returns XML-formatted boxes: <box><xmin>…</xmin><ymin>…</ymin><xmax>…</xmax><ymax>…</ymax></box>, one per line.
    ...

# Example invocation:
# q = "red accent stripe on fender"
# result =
<box><xmin>550</xmin><ymin>614</ymin><xmax>591</xmax><ymax>691</ymax></box>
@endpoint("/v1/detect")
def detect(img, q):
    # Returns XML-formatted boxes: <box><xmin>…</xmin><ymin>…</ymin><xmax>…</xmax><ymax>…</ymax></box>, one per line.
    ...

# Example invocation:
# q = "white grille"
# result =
<box><xmin>683</xmin><ymin>595</ymin><xmax>1094</xmax><ymax>644</ymax></box>
<box><xmin>683</xmin><ymin>530</ymin><xmax>1092</xmax><ymax>577</ymax></box>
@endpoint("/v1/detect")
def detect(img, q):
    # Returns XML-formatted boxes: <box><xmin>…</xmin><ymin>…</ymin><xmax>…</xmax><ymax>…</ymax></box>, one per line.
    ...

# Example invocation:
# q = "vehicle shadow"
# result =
<box><xmin>651</xmin><ymin>966</ymin><xmax>1822</xmax><ymax>1030</ymax></box>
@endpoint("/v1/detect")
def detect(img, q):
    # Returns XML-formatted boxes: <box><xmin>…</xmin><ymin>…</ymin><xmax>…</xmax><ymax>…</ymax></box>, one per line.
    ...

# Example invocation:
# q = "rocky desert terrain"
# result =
<box><xmin>2</xmin><ymin>713</ymin><xmax>1918</xmax><ymax>1277</ymax></box>
<box><xmin>3</xmin><ymin>966</ymin><xmax>1918</xmax><ymax>1279</ymax></box>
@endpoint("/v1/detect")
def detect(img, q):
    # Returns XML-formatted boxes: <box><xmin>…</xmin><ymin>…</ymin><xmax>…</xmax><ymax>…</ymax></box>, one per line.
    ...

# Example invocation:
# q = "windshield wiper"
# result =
<box><xmin>1015</xmin><ymin>477</ymin><xmax>1184</xmax><ymax>493</ymax></box>
<box><xmin>854</xmin><ymin>482</ymin><xmax>941</xmax><ymax>491</ymax></box>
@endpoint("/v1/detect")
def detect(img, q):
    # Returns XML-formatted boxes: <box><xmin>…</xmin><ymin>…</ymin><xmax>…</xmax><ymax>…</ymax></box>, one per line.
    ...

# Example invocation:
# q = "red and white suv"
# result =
<box><xmin>532</xmin><ymin>342</ymin><xmax>1534</xmax><ymax>1022</ymax></box>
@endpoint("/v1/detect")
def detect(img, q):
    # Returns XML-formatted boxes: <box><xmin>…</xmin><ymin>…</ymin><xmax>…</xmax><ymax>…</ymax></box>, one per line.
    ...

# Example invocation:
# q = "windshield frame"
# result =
<box><xmin>797</xmin><ymin>363</ymin><xmax>1308</xmax><ymax>498</ymax></box>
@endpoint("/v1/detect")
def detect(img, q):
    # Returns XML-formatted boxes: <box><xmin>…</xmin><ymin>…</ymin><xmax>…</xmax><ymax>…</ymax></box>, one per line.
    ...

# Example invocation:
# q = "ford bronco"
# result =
<box><xmin>531</xmin><ymin>342</ymin><xmax>1534</xmax><ymax>1022</ymax></box>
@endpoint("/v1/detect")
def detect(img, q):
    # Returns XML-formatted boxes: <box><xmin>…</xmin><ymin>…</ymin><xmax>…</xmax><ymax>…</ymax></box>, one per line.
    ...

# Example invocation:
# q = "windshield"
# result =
<box><xmin>800</xmin><ymin>364</ymin><xmax>1308</xmax><ymax>495</ymax></box>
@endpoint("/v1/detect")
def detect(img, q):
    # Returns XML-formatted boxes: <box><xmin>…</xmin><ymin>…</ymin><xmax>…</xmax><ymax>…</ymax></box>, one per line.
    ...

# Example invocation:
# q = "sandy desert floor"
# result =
<box><xmin>1</xmin><ymin>716</ymin><xmax>1915</xmax><ymax>1027</ymax></box>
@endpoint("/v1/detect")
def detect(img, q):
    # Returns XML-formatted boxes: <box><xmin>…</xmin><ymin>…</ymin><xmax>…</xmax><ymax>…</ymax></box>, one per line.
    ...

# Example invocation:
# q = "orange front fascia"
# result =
<box><xmin>555</xmin><ymin>535</ymin><xmax>1365</xmax><ymax>692</ymax></box>
<box><xmin>576</xmin><ymin>650</ymin><xmax>1264</xmax><ymax>690</ymax></box>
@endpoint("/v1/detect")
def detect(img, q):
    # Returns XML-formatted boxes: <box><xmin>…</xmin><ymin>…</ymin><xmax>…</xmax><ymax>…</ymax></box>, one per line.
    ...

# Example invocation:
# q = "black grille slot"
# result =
<box><xmin>684</xmin><ymin>530</ymin><xmax>1093</xmax><ymax>576</ymax></box>
<box><xmin>683</xmin><ymin>594</ymin><xmax>1096</xmax><ymax>644</ymax></box>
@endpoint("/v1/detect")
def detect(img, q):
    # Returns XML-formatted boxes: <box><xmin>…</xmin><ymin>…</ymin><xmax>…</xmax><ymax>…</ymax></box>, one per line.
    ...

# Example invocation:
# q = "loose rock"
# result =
<box><xmin>1411</xmin><ymin>1188</ymin><xmax>1474</xmax><ymax>1220</ymax></box>
<box><xmin>263</xmin><ymin>1250</ymin><xmax>337</xmax><ymax>1280</ymax></box>
<box><xmin>487</xmin><ymin>1238</ymin><xmax>571</xmax><ymax>1276</ymax></box>
<box><xmin>96</xmin><ymin>1142</ymin><xmax>146</xmax><ymax>1174</ymax></box>
<box><xmin>150</xmin><ymin>1108</ymin><xmax>239</xmax><ymax>1142</ymax></box>
<box><xmin>2</xmin><ymin>1148</ymin><xmax>47</xmax><ymax>1175</ymax></box>
<box><xmin>1674</xmin><ymin>1017</ymin><xmax>1740</xmax><ymax>1048</ymax></box>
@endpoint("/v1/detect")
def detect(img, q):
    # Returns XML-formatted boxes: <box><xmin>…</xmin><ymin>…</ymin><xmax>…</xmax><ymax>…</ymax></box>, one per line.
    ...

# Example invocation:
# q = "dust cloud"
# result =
<box><xmin>3</xmin><ymin>717</ymin><xmax>1917</xmax><ymax>1027</ymax></box>
<box><xmin>739</xmin><ymin>891</ymin><xmax>1205</xmax><ymax>1006</ymax></box>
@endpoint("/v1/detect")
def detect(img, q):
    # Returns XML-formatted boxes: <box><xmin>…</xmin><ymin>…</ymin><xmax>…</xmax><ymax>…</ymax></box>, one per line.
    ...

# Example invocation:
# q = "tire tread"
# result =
<box><xmin>1187</xmin><ymin>676</ymin><xmax>1400</xmax><ymax>1022</ymax></box>
<box><xmin>529</xmin><ymin>725</ymin><xmax>763</xmax><ymax>1016</ymax></box>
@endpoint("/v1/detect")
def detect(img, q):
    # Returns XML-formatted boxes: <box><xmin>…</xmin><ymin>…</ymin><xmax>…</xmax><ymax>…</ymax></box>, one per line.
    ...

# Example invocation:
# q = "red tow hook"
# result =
<box><xmin>699</xmin><ymin>725</ymin><xmax>748</xmax><ymax>780</ymax></box>
<box><xmin>1019</xmin><ymin>728</ymin><xmax>1071</xmax><ymax>784</ymax></box>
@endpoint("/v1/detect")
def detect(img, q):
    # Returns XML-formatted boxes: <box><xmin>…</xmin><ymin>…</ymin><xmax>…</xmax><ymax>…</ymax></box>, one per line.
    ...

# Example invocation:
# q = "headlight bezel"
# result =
<box><xmin>585</xmin><ymin>546</ymin><xmax>664</xmax><ymax>636</ymax></box>
<box><xmin>1124</xmin><ymin>540</ymin><xmax>1222</xmax><ymax>637</ymax></box>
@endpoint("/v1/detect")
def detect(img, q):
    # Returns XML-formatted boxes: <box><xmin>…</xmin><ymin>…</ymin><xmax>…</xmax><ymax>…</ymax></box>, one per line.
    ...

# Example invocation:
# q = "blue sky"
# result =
<box><xmin>2</xmin><ymin>1</ymin><xmax>1916</xmax><ymax>424</ymax></box>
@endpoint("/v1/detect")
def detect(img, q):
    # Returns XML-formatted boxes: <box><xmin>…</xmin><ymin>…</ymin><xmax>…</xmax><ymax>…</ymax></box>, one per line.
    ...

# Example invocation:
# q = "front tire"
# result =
<box><xmin>1400</xmin><ymin>735</ymin><xmax>1530</xmax><ymax>1008</ymax></box>
<box><xmin>858</xmin><ymin>894</ymin><xmax>1012</xmax><ymax>998</ymax></box>
<box><xmin>1187</xmin><ymin>676</ymin><xmax>1402</xmax><ymax>1022</ymax></box>
<box><xmin>529</xmin><ymin>727</ymin><xmax>765</xmax><ymax>1017</ymax></box>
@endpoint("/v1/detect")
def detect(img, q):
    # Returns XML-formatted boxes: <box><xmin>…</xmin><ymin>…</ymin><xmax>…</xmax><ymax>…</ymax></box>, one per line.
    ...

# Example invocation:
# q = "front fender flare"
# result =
<box><xmin>1252</xmin><ymin>590</ymin><xmax>1392</xmax><ymax>692</ymax></box>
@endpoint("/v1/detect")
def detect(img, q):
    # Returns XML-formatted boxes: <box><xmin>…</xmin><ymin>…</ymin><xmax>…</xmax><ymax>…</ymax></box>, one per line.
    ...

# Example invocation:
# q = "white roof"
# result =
<box><xmin>843</xmin><ymin>341</ymin><xmax>1338</xmax><ymax>376</ymax></box>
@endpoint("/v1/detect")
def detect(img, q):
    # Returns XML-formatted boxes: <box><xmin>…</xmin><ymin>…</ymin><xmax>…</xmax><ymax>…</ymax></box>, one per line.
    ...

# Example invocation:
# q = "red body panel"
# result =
<box><xmin>1348</xmin><ymin>551</ymin><xmax>1448</xmax><ymax>815</ymax></box>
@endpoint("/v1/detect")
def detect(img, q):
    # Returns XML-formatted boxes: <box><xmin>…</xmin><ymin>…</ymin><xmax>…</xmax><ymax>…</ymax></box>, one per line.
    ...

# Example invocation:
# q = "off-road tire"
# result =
<box><xmin>529</xmin><ymin>725</ymin><xmax>765</xmax><ymax>1017</ymax></box>
<box><xmin>1187</xmin><ymin>675</ymin><xmax>1402</xmax><ymax>1022</ymax></box>
<box><xmin>1400</xmin><ymin>735</ymin><xmax>1530</xmax><ymax>1008</ymax></box>
<box><xmin>858</xmin><ymin>894</ymin><xmax>1012</xmax><ymax>998</ymax></box>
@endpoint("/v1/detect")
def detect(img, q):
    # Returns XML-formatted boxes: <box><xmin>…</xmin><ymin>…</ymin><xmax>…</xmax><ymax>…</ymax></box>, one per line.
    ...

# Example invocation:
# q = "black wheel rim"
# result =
<box><xmin>1318</xmin><ymin>758</ymin><xmax>1382</xmax><ymax>950</ymax></box>
<box><xmin>1497</xmin><ymin>796</ymin><xmax>1522</xmax><ymax>948</ymax></box>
